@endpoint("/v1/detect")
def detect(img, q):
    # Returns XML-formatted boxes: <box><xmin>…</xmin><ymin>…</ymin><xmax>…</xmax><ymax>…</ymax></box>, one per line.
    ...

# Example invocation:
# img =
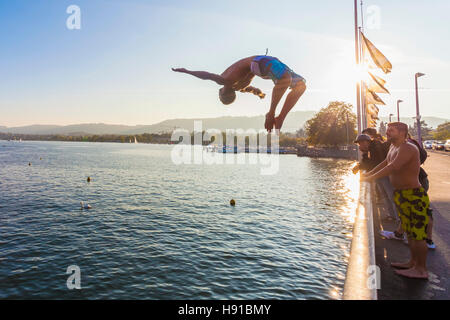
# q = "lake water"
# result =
<box><xmin>0</xmin><ymin>141</ymin><xmax>359</xmax><ymax>299</ymax></box>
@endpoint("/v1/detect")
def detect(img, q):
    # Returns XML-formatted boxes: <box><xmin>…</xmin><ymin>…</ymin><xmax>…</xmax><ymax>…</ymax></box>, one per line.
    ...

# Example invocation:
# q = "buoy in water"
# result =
<box><xmin>230</xmin><ymin>199</ymin><xmax>235</xmax><ymax>206</ymax></box>
<box><xmin>28</xmin><ymin>162</ymin><xmax>31</xmax><ymax>166</ymax></box>
<box><xmin>87</xmin><ymin>177</ymin><xmax>91</xmax><ymax>182</ymax></box>
<box><xmin>80</xmin><ymin>201</ymin><xmax>92</xmax><ymax>210</ymax></box>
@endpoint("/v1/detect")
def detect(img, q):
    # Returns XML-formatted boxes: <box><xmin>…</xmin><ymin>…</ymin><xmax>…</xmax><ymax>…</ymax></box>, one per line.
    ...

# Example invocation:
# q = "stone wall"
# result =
<box><xmin>296</xmin><ymin>146</ymin><xmax>358</xmax><ymax>160</ymax></box>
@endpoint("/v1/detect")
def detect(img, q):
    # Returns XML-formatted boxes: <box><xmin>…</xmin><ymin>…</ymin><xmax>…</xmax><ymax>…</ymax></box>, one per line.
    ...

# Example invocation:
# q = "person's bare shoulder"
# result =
<box><xmin>402</xmin><ymin>142</ymin><xmax>420</xmax><ymax>156</ymax></box>
<box><xmin>405</xmin><ymin>141</ymin><xmax>419</xmax><ymax>151</ymax></box>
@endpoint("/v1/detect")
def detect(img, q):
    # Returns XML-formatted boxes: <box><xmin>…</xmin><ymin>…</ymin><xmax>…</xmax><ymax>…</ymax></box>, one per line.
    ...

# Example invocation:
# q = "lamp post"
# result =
<box><xmin>415</xmin><ymin>72</ymin><xmax>425</xmax><ymax>146</ymax></box>
<box><xmin>397</xmin><ymin>99</ymin><xmax>403</xmax><ymax>122</ymax></box>
<box><xmin>389</xmin><ymin>113</ymin><xmax>394</xmax><ymax>123</ymax></box>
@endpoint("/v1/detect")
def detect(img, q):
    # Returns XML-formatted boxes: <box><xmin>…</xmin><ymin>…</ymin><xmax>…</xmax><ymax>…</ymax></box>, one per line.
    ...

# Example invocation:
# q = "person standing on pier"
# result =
<box><xmin>361</xmin><ymin>122</ymin><xmax>431</xmax><ymax>280</ymax></box>
<box><xmin>353</xmin><ymin>132</ymin><xmax>398</xmax><ymax>222</ymax></box>
<box><xmin>380</xmin><ymin>133</ymin><xmax>436</xmax><ymax>249</ymax></box>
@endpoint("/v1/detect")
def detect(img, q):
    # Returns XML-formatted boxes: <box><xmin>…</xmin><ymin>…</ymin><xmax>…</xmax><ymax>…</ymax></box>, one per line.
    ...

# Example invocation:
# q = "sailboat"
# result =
<box><xmin>134</xmin><ymin>136</ymin><xmax>138</xmax><ymax>144</ymax></box>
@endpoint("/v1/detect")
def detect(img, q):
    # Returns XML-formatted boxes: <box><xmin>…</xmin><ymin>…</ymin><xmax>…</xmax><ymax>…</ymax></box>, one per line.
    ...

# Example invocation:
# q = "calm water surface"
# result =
<box><xmin>0</xmin><ymin>141</ymin><xmax>359</xmax><ymax>299</ymax></box>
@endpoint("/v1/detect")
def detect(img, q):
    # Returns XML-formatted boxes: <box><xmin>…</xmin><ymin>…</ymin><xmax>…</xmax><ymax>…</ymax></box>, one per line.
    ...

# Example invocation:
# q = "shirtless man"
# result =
<box><xmin>361</xmin><ymin>122</ymin><xmax>431</xmax><ymax>280</ymax></box>
<box><xmin>172</xmin><ymin>55</ymin><xmax>307</xmax><ymax>132</ymax></box>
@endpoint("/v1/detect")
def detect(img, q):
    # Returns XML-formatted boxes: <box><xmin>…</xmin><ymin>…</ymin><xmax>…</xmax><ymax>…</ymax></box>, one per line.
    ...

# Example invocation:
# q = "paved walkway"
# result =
<box><xmin>373</xmin><ymin>150</ymin><xmax>450</xmax><ymax>300</ymax></box>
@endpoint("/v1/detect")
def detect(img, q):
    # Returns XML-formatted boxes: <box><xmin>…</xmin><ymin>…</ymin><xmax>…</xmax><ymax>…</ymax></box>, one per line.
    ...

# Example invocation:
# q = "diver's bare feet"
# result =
<box><xmin>265</xmin><ymin>113</ymin><xmax>275</xmax><ymax>132</ymax></box>
<box><xmin>391</xmin><ymin>261</ymin><xmax>415</xmax><ymax>269</ymax></box>
<box><xmin>395</xmin><ymin>268</ymin><xmax>428</xmax><ymax>280</ymax></box>
<box><xmin>274</xmin><ymin>116</ymin><xmax>284</xmax><ymax>131</ymax></box>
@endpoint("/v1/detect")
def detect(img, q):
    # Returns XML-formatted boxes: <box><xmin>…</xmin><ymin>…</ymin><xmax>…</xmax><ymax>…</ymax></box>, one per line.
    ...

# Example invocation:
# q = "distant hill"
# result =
<box><xmin>0</xmin><ymin>123</ymin><xmax>146</xmax><ymax>135</ymax></box>
<box><xmin>118</xmin><ymin>111</ymin><xmax>317</xmax><ymax>134</ymax></box>
<box><xmin>0</xmin><ymin>111</ymin><xmax>317</xmax><ymax>135</ymax></box>
<box><xmin>1</xmin><ymin>112</ymin><xmax>448</xmax><ymax>135</ymax></box>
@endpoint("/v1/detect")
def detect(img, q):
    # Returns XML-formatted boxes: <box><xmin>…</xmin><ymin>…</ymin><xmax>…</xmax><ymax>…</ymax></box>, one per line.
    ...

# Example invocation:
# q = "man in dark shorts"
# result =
<box><xmin>361</xmin><ymin>122</ymin><xmax>431</xmax><ymax>279</ymax></box>
<box><xmin>172</xmin><ymin>55</ymin><xmax>306</xmax><ymax>132</ymax></box>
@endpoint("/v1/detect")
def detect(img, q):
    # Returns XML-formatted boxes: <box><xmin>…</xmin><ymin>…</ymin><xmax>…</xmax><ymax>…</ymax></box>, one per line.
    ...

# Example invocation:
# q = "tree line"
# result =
<box><xmin>0</xmin><ymin>131</ymin><xmax>304</xmax><ymax>148</ymax></box>
<box><xmin>379</xmin><ymin>120</ymin><xmax>450</xmax><ymax>141</ymax></box>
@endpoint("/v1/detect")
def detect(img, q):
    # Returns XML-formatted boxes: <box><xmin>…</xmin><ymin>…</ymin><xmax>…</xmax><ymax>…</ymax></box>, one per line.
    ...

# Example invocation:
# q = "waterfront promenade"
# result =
<box><xmin>374</xmin><ymin>150</ymin><xmax>450</xmax><ymax>299</ymax></box>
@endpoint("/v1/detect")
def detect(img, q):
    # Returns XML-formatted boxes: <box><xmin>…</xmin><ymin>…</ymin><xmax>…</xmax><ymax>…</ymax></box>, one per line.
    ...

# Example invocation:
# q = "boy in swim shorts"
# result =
<box><xmin>172</xmin><ymin>55</ymin><xmax>306</xmax><ymax>132</ymax></box>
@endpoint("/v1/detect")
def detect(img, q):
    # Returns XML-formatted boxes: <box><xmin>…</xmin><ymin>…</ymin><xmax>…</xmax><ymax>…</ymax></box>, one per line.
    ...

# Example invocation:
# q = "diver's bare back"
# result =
<box><xmin>387</xmin><ymin>142</ymin><xmax>421</xmax><ymax>190</ymax></box>
<box><xmin>220</xmin><ymin>56</ymin><xmax>257</xmax><ymax>90</ymax></box>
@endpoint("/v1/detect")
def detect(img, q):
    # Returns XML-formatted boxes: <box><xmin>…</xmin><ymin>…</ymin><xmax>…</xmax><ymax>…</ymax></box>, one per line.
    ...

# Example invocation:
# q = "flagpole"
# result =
<box><xmin>358</xmin><ymin>0</ymin><xmax>368</xmax><ymax>130</ymax></box>
<box><xmin>360</xmin><ymin>1</ymin><xmax>364</xmax><ymax>30</ymax></box>
<box><xmin>359</xmin><ymin>1</ymin><xmax>367</xmax><ymax>129</ymax></box>
<box><xmin>354</xmin><ymin>0</ymin><xmax>362</xmax><ymax>135</ymax></box>
<box><xmin>359</xmin><ymin>27</ymin><xmax>367</xmax><ymax>130</ymax></box>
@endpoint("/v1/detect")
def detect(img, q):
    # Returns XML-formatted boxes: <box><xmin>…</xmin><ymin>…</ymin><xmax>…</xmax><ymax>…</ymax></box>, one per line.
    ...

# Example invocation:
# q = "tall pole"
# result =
<box><xmin>346</xmin><ymin>112</ymin><xmax>349</xmax><ymax>146</ymax></box>
<box><xmin>359</xmin><ymin>1</ymin><xmax>366</xmax><ymax>130</ymax></box>
<box><xmin>415</xmin><ymin>72</ymin><xmax>425</xmax><ymax>146</ymax></box>
<box><xmin>354</xmin><ymin>0</ymin><xmax>362</xmax><ymax>135</ymax></box>
<box><xmin>397</xmin><ymin>99</ymin><xmax>403</xmax><ymax>122</ymax></box>
<box><xmin>361</xmin><ymin>79</ymin><xmax>367</xmax><ymax>129</ymax></box>
<box><xmin>360</xmin><ymin>0</ymin><xmax>364</xmax><ymax>31</ymax></box>
<box><xmin>359</xmin><ymin>27</ymin><xmax>367</xmax><ymax>130</ymax></box>
<box><xmin>397</xmin><ymin>103</ymin><xmax>399</xmax><ymax>122</ymax></box>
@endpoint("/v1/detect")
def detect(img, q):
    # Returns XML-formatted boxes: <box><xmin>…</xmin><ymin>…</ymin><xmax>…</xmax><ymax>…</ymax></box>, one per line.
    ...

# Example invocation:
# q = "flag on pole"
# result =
<box><xmin>366</xmin><ymin>104</ymin><xmax>379</xmax><ymax>127</ymax></box>
<box><xmin>366</xmin><ymin>89</ymin><xmax>386</xmax><ymax>105</ymax></box>
<box><xmin>367</xmin><ymin>72</ymin><xmax>390</xmax><ymax>94</ymax></box>
<box><xmin>360</xmin><ymin>32</ymin><xmax>392</xmax><ymax>74</ymax></box>
<box><xmin>367</xmin><ymin>104</ymin><xmax>379</xmax><ymax>114</ymax></box>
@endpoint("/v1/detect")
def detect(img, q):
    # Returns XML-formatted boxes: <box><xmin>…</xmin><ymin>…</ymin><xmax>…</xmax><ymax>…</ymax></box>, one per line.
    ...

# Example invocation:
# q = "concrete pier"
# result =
<box><xmin>297</xmin><ymin>146</ymin><xmax>358</xmax><ymax>160</ymax></box>
<box><xmin>343</xmin><ymin>182</ymin><xmax>377</xmax><ymax>300</ymax></box>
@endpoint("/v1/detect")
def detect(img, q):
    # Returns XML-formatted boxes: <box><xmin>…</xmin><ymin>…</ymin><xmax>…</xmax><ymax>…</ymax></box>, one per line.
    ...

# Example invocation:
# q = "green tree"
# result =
<box><xmin>432</xmin><ymin>122</ymin><xmax>450</xmax><ymax>140</ymax></box>
<box><xmin>279</xmin><ymin>134</ymin><xmax>298</xmax><ymax>147</ymax></box>
<box><xmin>295</xmin><ymin>128</ymin><xmax>306</xmax><ymax>138</ymax></box>
<box><xmin>409</xmin><ymin>120</ymin><xmax>432</xmax><ymax>140</ymax></box>
<box><xmin>305</xmin><ymin>101</ymin><xmax>357</xmax><ymax>146</ymax></box>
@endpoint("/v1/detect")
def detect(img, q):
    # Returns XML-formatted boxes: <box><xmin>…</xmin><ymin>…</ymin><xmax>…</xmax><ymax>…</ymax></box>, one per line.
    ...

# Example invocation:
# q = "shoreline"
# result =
<box><xmin>2</xmin><ymin>139</ymin><xmax>362</xmax><ymax>160</ymax></box>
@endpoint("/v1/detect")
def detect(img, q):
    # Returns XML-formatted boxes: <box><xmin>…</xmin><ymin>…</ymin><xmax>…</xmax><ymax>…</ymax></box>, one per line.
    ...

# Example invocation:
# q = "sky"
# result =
<box><xmin>1</xmin><ymin>0</ymin><xmax>449</xmax><ymax>127</ymax></box>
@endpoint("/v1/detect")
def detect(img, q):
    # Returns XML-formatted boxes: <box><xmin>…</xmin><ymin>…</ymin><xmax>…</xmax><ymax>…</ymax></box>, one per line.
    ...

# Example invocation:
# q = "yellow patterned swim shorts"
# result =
<box><xmin>393</xmin><ymin>187</ymin><xmax>432</xmax><ymax>241</ymax></box>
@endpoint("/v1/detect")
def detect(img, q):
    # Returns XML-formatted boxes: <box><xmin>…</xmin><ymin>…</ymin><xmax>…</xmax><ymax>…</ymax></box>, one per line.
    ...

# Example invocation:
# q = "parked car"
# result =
<box><xmin>445</xmin><ymin>140</ymin><xmax>450</xmax><ymax>152</ymax></box>
<box><xmin>432</xmin><ymin>140</ymin><xmax>445</xmax><ymax>150</ymax></box>
<box><xmin>423</xmin><ymin>140</ymin><xmax>433</xmax><ymax>149</ymax></box>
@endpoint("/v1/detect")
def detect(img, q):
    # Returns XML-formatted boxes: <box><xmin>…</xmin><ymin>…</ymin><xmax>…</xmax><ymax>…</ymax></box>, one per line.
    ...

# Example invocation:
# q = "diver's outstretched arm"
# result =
<box><xmin>172</xmin><ymin>68</ymin><xmax>225</xmax><ymax>85</ymax></box>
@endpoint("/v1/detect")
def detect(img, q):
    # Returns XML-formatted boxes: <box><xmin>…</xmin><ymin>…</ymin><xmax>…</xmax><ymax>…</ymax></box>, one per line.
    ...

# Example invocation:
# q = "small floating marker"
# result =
<box><xmin>28</xmin><ymin>162</ymin><xmax>31</xmax><ymax>166</ymax></box>
<box><xmin>80</xmin><ymin>201</ymin><xmax>92</xmax><ymax>210</ymax></box>
<box><xmin>40</xmin><ymin>157</ymin><xmax>42</xmax><ymax>160</ymax></box>
<box><xmin>230</xmin><ymin>199</ymin><xmax>235</xmax><ymax>206</ymax></box>
<box><xmin>87</xmin><ymin>177</ymin><xmax>91</xmax><ymax>182</ymax></box>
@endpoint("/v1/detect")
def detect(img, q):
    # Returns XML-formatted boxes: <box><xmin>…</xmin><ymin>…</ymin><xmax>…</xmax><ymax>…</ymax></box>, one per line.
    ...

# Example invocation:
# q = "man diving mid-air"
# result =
<box><xmin>172</xmin><ymin>55</ymin><xmax>306</xmax><ymax>132</ymax></box>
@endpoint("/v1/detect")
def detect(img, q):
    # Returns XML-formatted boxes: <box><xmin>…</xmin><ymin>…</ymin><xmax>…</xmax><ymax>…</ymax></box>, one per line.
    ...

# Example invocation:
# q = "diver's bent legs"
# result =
<box><xmin>275</xmin><ymin>81</ymin><xmax>306</xmax><ymax>130</ymax></box>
